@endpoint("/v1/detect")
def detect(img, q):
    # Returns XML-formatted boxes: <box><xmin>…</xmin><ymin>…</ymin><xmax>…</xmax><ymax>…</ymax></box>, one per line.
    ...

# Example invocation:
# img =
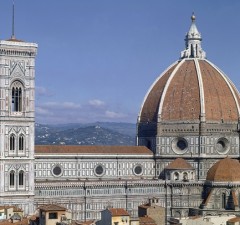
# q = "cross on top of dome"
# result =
<box><xmin>181</xmin><ymin>13</ymin><xmax>206</xmax><ymax>59</ymax></box>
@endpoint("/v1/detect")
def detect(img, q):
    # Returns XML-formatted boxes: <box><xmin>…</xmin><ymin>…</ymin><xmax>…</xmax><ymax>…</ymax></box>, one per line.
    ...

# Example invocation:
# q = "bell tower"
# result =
<box><xmin>0</xmin><ymin>2</ymin><xmax>37</xmax><ymax>214</ymax></box>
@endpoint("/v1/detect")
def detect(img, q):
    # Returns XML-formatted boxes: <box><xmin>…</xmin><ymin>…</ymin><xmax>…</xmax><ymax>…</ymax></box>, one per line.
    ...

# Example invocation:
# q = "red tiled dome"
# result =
<box><xmin>139</xmin><ymin>58</ymin><xmax>240</xmax><ymax>123</ymax></box>
<box><xmin>206</xmin><ymin>158</ymin><xmax>240</xmax><ymax>182</ymax></box>
<box><xmin>165</xmin><ymin>158</ymin><xmax>193</xmax><ymax>170</ymax></box>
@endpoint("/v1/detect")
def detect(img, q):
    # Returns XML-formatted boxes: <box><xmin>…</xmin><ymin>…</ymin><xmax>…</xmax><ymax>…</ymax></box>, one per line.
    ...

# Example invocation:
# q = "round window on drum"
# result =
<box><xmin>133</xmin><ymin>164</ymin><xmax>143</xmax><ymax>176</ymax></box>
<box><xmin>94</xmin><ymin>164</ymin><xmax>105</xmax><ymax>177</ymax></box>
<box><xmin>216</xmin><ymin>137</ymin><xmax>230</xmax><ymax>154</ymax></box>
<box><xmin>171</xmin><ymin>137</ymin><xmax>188</xmax><ymax>154</ymax></box>
<box><xmin>52</xmin><ymin>165</ymin><xmax>63</xmax><ymax>177</ymax></box>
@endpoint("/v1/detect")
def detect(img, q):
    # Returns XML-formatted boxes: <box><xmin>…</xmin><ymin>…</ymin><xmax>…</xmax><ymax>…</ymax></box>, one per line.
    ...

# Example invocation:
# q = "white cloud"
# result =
<box><xmin>88</xmin><ymin>99</ymin><xmax>105</xmax><ymax>107</ymax></box>
<box><xmin>36</xmin><ymin>86</ymin><xmax>53</xmax><ymax>97</ymax></box>
<box><xmin>35</xmin><ymin>107</ymin><xmax>53</xmax><ymax>116</ymax></box>
<box><xmin>36</xmin><ymin>100</ymin><xmax>134</xmax><ymax>124</ymax></box>
<box><xmin>105</xmin><ymin>110</ymin><xmax>127</xmax><ymax>119</ymax></box>
<box><xmin>40</xmin><ymin>101</ymin><xmax>81</xmax><ymax>110</ymax></box>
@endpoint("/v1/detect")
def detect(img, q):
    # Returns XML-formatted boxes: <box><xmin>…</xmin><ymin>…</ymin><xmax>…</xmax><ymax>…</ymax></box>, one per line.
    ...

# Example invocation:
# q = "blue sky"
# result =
<box><xmin>0</xmin><ymin>1</ymin><xmax>240</xmax><ymax>124</ymax></box>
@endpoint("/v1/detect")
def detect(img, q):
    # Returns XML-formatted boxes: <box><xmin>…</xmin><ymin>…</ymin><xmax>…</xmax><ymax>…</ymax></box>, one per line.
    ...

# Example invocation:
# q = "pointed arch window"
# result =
<box><xmin>11</xmin><ymin>81</ymin><xmax>23</xmax><ymax>112</ymax></box>
<box><xmin>10</xmin><ymin>134</ymin><xmax>15</xmax><ymax>151</ymax></box>
<box><xmin>19</xmin><ymin>170</ymin><xmax>24</xmax><ymax>186</ymax></box>
<box><xmin>19</xmin><ymin>135</ymin><xmax>24</xmax><ymax>151</ymax></box>
<box><xmin>10</xmin><ymin>170</ymin><xmax>15</xmax><ymax>187</ymax></box>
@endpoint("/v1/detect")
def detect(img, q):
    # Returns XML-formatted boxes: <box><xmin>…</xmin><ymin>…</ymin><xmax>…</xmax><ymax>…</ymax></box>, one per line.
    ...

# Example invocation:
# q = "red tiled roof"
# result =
<box><xmin>35</xmin><ymin>145</ymin><xmax>152</xmax><ymax>155</ymax></box>
<box><xmin>228</xmin><ymin>217</ymin><xmax>240</xmax><ymax>222</ymax></box>
<box><xmin>38</xmin><ymin>204</ymin><xmax>66</xmax><ymax>211</ymax></box>
<box><xmin>139</xmin><ymin>216</ymin><xmax>157</xmax><ymax>225</ymax></box>
<box><xmin>206</xmin><ymin>158</ymin><xmax>240</xmax><ymax>182</ymax></box>
<box><xmin>165</xmin><ymin>158</ymin><xmax>193</xmax><ymax>170</ymax></box>
<box><xmin>108</xmin><ymin>208</ymin><xmax>129</xmax><ymax>216</ymax></box>
<box><xmin>0</xmin><ymin>218</ymin><xmax>28</xmax><ymax>225</ymax></box>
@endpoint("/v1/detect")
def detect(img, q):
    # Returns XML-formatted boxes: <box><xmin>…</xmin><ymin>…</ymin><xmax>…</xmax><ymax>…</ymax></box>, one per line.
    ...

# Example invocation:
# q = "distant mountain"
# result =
<box><xmin>35</xmin><ymin>122</ymin><xmax>136</xmax><ymax>146</ymax></box>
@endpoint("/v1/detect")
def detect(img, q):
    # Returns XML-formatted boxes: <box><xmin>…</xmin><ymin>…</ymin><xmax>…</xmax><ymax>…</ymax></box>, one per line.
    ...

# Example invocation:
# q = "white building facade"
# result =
<box><xmin>0</xmin><ymin>38</ymin><xmax>37</xmax><ymax>214</ymax></box>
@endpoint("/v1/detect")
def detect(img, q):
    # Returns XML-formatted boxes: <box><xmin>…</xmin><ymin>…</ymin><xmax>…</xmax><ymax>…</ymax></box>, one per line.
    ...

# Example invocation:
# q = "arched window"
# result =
<box><xmin>10</xmin><ymin>134</ymin><xmax>15</xmax><ymax>151</ymax></box>
<box><xmin>19</xmin><ymin>170</ymin><xmax>24</xmax><ymax>186</ymax></box>
<box><xmin>222</xmin><ymin>193</ymin><xmax>226</xmax><ymax>209</ymax></box>
<box><xmin>174</xmin><ymin>172</ymin><xmax>179</xmax><ymax>181</ymax></box>
<box><xmin>10</xmin><ymin>170</ymin><xmax>15</xmax><ymax>187</ymax></box>
<box><xmin>183</xmin><ymin>172</ymin><xmax>188</xmax><ymax>181</ymax></box>
<box><xmin>19</xmin><ymin>135</ymin><xmax>24</xmax><ymax>151</ymax></box>
<box><xmin>11</xmin><ymin>81</ymin><xmax>23</xmax><ymax>112</ymax></box>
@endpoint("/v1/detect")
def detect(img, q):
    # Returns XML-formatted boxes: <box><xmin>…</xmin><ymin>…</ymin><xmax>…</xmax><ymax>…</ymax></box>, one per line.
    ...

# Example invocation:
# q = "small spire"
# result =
<box><xmin>11</xmin><ymin>0</ymin><xmax>15</xmax><ymax>39</ymax></box>
<box><xmin>180</xmin><ymin>13</ymin><xmax>206</xmax><ymax>59</ymax></box>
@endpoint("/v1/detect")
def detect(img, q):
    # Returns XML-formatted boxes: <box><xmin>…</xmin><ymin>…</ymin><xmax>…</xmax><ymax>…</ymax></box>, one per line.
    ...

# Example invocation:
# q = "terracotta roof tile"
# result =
<box><xmin>228</xmin><ymin>217</ymin><xmax>240</xmax><ymax>222</ymax></box>
<box><xmin>165</xmin><ymin>158</ymin><xmax>193</xmax><ymax>170</ymax></box>
<box><xmin>38</xmin><ymin>204</ymin><xmax>66</xmax><ymax>211</ymax></box>
<box><xmin>140</xmin><ymin>63</ymin><xmax>178</xmax><ymax>122</ymax></box>
<box><xmin>0</xmin><ymin>218</ymin><xmax>28</xmax><ymax>225</ymax></box>
<box><xmin>35</xmin><ymin>145</ymin><xmax>152</xmax><ymax>155</ymax></box>
<box><xmin>139</xmin><ymin>58</ymin><xmax>240</xmax><ymax>123</ymax></box>
<box><xmin>139</xmin><ymin>216</ymin><xmax>157</xmax><ymax>225</ymax></box>
<box><xmin>162</xmin><ymin>60</ymin><xmax>200</xmax><ymax>121</ymax></box>
<box><xmin>206</xmin><ymin>158</ymin><xmax>240</xmax><ymax>182</ymax></box>
<box><xmin>200</xmin><ymin>60</ymin><xmax>239</xmax><ymax>122</ymax></box>
<box><xmin>108</xmin><ymin>208</ymin><xmax>129</xmax><ymax>216</ymax></box>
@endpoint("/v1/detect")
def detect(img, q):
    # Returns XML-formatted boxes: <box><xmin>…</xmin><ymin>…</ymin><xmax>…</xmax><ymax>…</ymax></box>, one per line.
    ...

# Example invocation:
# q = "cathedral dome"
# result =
<box><xmin>206</xmin><ymin>157</ymin><xmax>240</xmax><ymax>182</ymax></box>
<box><xmin>138</xmin><ymin>15</ymin><xmax>240</xmax><ymax>124</ymax></box>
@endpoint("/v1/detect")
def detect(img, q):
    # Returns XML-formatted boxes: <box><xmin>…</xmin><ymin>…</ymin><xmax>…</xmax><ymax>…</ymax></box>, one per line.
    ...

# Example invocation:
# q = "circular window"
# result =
<box><xmin>177</xmin><ymin>140</ymin><xmax>187</xmax><ymax>150</ymax></box>
<box><xmin>94</xmin><ymin>164</ymin><xmax>105</xmax><ymax>177</ymax></box>
<box><xmin>52</xmin><ymin>165</ymin><xmax>63</xmax><ymax>177</ymax></box>
<box><xmin>216</xmin><ymin>138</ymin><xmax>230</xmax><ymax>154</ymax></box>
<box><xmin>133</xmin><ymin>165</ymin><xmax>143</xmax><ymax>176</ymax></box>
<box><xmin>172</xmin><ymin>137</ymin><xmax>188</xmax><ymax>154</ymax></box>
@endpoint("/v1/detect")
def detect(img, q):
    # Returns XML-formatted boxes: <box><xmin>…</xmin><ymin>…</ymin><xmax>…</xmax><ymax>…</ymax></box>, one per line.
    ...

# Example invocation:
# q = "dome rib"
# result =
<box><xmin>206</xmin><ymin>60</ymin><xmax>240</xmax><ymax>118</ymax></box>
<box><xmin>138</xmin><ymin>61</ymin><xmax>178</xmax><ymax>123</ymax></box>
<box><xmin>194</xmin><ymin>59</ymin><xmax>206</xmax><ymax>122</ymax></box>
<box><xmin>158</xmin><ymin>59</ymin><xmax>185</xmax><ymax>121</ymax></box>
<box><xmin>161</xmin><ymin>59</ymin><xmax>201</xmax><ymax>121</ymax></box>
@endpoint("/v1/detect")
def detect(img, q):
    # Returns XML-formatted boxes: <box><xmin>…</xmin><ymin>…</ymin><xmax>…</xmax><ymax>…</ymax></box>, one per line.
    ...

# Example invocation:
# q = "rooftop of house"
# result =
<box><xmin>38</xmin><ymin>204</ymin><xmax>66</xmax><ymax>212</ymax></box>
<box><xmin>107</xmin><ymin>208</ymin><xmax>129</xmax><ymax>216</ymax></box>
